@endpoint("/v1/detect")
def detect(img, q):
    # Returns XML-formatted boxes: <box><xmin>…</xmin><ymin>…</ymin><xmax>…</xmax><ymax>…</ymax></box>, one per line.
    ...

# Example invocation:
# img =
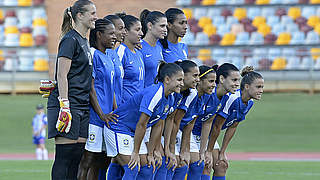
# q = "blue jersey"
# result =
<box><xmin>158</xmin><ymin>40</ymin><xmax>188</xmax><ymax>63</ymax></box>
<box><xmin>89</xmin><ymin>48</ymin><xmax>115</xmax><ymax>127</ymax></box>
<box><xmin>216</xmin><ymin>90</ymin><xmax>254</xmax><ymax>130</ymax></box>
<box><xmin>139</xmin><ymin>40</ymin><xmax>163</xmax><ymax>88</ymax></box>
<box><xmin>117</xmin><ymin>44</ymin><xmax>145</xmax><ymax>104</ymax></box>
<box><xmin>32</xmin><ymin>113</ymin><xmax>47</xmax><ymax>138</ymax></box>
<box><xmin>106</xmin><ymin>49</ymin><xmax>124</xmax><ymax>106</ymax></box>
<box><xmin>109</xmin><ymin>82</ymin><xmax>173</xmax><ymax>137</ymax></box>
<box><xmin>192</xmin><ymin>88</ymin><xmax>226</xmax><ymax>136</ymax></box>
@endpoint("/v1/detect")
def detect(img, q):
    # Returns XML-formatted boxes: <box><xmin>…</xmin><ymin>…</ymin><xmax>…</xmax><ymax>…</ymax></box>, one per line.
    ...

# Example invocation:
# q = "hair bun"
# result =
<box><xmin>241</xmin><ymin>66</ymin><xmax>254</xmax><ymax>77</ymax></box>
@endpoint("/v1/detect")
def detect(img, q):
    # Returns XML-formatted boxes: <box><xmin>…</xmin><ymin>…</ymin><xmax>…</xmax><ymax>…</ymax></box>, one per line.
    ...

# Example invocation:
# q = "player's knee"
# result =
<box><xmin>79</xmin><ymin>152</ymin><xmax>96</xmax><ymax>170</ymax></box>
<box><xmin>213</xmin><ymin>161</ymin><xmax>228</xmax><ymax>175</ymax></box>
<box><xmin>202</xmin><ymin>164</ymin><xmax>212</xmax><ymax>175</ymax></box>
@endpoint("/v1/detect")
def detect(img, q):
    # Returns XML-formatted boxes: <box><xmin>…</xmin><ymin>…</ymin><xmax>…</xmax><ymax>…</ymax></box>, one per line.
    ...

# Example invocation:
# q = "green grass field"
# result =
<box><xmin>0</xmin><ymin>160</ymin><xmax>319</xmax><ymax>180</ymax></box>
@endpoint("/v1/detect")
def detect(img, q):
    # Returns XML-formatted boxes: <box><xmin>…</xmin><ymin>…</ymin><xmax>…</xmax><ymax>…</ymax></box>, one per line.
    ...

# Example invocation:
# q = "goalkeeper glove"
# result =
<box><xmin>39</xmin><ymin>80</ymin><xmax>56</xmax><ymax>98</ymax></box>
<box><xmin>56</xmin><ymin>97</ymin><xmax>72</xmax><ymax>133</ymax></box>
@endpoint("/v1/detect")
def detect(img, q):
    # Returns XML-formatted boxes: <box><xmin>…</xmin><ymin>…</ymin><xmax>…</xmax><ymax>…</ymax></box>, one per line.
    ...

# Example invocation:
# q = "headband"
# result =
<box><xmin>199</xmin><ymin>68</ymin><xmax>214</xmax><ymax>78</ymax></box>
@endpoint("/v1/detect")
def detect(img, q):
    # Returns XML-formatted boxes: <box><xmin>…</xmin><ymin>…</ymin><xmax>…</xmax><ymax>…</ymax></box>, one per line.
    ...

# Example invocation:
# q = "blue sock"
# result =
<box><xmin>187</xmin><ymin>161</ymin><xmax>205</xmax><ymax>180</ymax></box>
<box><xmin>136</xmin><ymin>164</ymin><xmax>154</xmax><ymax>180</ymax></box>
<box><xmin>122</xmin><ymin>165</ymin><xmax>138</xmax><ymax>180</ymax></box>
<box><xmin>98</xmin><ymin>168</ymin><xmax>106</xmax><ymax>180</ymax></box>
<box><xmin>201</xmin><ymin>174</ymin><xmax>210</xmax><ymax>180</ymax></box>
<box><xmin>153</xmin><ymin>157</ymin><xmax>167</xmax><ymax>180</ymax></box>
<box><xmin>213</xmin><ymin>176</ymin><xmax>226</xmax><ymax>180</ymax></box>
<box><xmin>107</xmin><ymin>163</ymin><xmax>124</xmax><ymax>180</ymax></box>
<box><xmin>172</xmin><ymin>165</ymin><xmax>188</xmax><ymax>180</ymax></box>
<box><xmin>166</xmin><ymin>166</ymin><xmax>174</xmax><ymax>180</ymax></box>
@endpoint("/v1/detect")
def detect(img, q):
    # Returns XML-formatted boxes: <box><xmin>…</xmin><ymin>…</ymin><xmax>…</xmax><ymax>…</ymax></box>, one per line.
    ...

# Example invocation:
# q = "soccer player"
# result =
<box><xmin>205</xmin><ymin>66</ymin><xmax>263</xmax><ymax>180</ymax></box>
<box><xmin>139</xmin><ymin>9</ymin><xmax>167</xmax><ymax>88</ymax></box>
<box><xmin>116</xmin><ymin>14</ymin><xmax>145</xmax><ymax>104</ymax></box>
<box><xmin>32</xmin><ymin>104</ymin><xmax>48</xmax><ymax>160</ymax></box>
<box><xmin>77</xmin><ymin>18</ymin><xmax>118</xmax><ymax>180</ymax></box>
<box><xmin>46</xmin><ymin>1</ymin><xmax>97</xmax><ymax>179</ymax></box>
<box><xmin>159</xmin><ymin>8</ymin><xmax>188</xmax><ymax>63</ymax></box>
<box><xmin>104</xmin><ymin>62</ymin><xmax>184</xmax><ymax>180</ymax></box>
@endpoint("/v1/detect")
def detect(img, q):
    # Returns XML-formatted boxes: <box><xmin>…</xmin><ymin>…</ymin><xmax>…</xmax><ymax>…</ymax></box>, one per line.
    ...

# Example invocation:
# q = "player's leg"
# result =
<box><xmin>212</xmin><ymin>148</ymin><xmax>227</xmax><ymax>180</ymax></box>
<box><xmin>187</xmin><ymin>134</ymin><xmax>204</xmax><ymax>180</ymax></box>
<box><xmin>107</xmin><ymin>158</ymin><xmax>124</xmax><ymax>180</ymax></box>
<box><xmin>172</xmin><ymin>131</ymin><xmax>188</xmax><ymax>180</ymax></box>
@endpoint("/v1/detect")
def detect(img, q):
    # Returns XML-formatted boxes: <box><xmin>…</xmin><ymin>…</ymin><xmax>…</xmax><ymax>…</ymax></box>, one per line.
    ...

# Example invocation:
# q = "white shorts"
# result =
<box><xmin>85</xmin><ymin>124</ymin><xmax>106</xmax><ymax>152</ymax></box>
<box><xmin>193</xmin><ymin>134</ymin><xmax>220</xmax><ymax>150</ymax></box>
<box><xmin>104</xmin><ymin>126</ymin><xmax>148</xmax><ymax>157</ymax></box>
<box><xmin>175</xmin><ymin>130</ymin><xmax>199</xmax><ymax>155</ymax></box>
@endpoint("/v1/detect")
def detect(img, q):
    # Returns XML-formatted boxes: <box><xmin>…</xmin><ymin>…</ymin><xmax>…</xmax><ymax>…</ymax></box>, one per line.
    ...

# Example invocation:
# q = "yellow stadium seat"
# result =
<box><xmin>256</xmin><ymin>0</ymin><xmax>270</xmax><ymax>4</ymax></box>
<box><xmin>0</xmin><ymin>10</ymin><xmax>4</xmax><ymax>20</ymax></box>
<box><xmin>288</xmin><ymin>7</ymin><xmax>301</xmax><ymax>20</ymax></box>
<box><xmin>314</xmin><ymin>24</ymin><xmax>320</xmax><ymax>35</ymax></box>
<box><xmin>203</xmin><ymin>24</ymin><xmax>216</xmax><ymax>36</ymax></box>
<box><xmin>33</xmin><ymin>18</ymin><xmax>48</xmax><ymax>27</ymax></box>
<box><xmin>34</xmin><ymin>59</ymin><xmax>49</xmax><ymax>71</ymax></box>
<box><xmin>197</xmin><ymin>49</ymin><xmax>212</xmax><ymax>61</ymax></box>
<box><xmin>220</xmin><ymin>33</ymin><xmax>236</xmax><ymax>46</ymax></box>
<box><xmin>4</xmin><ymin>26</ymin><xmax>19</xmax><ymax>35</ymax></box>
<box><xmin>198</xmin><ymin>17</ymin><xmax>212</xmax><ymax>28</ymax></box>
<box><xmin>0</xmin><ymin>50</ymin><xmax>4</xmax><ymax>61</ymax></box>
<box><xmin>275</xmin><ymin>32</ymin><xmax>291</xmax><ymax>45</ymax></box>
<box><xmin>19</xmin><ymin>33</ymin><xmax>33</xmax><ymax>47</ymax></box>
<box><xmin>257</xmin><ymin>24</ymin><xmax>271</xmax><ymax>36</ymax></box>
<box><xmin>233</xmin><ymin>8</ymin><xmax>246</xmax><ymax>20</ymax></box>
<box><xmin>310</xmin><ymin>48</ymin><xmax>320</xmax><ymax>60</ymax></box>
<box><xmin>307</xmin><ymin>16</ymin><xmax>320</xmax><ymax>28</ymax></box>
<box><xmin>252</xmin><ymin>16</ymin><xmax>266</xmax><ymax>27</ymax></box>
<box><xmin>18</xmin><ymin>0</ymin><xmax>32</xmax><ymax>6</ymax></box>
<box><xmin>182</xmin><ymin>8</ymin><xmax>193</xmax><ymax>20</ymax></box>
<box><xmin>310</xmin><ymin>0</ymin><xmax>320</xmax><ymax>4</ymax></box>
<box><xmin>271</xmin><ymin>57</ymin><xmax>286</xmax><ymax>70</ymax></box>
<box><xmin>202</xmin><ymin>0</ymin><xmax>216</xmax><ymax>5</ymax></box>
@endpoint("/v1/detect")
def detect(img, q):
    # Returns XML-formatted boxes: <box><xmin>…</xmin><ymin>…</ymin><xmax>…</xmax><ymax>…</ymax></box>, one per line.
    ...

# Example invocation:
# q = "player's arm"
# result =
<box><xmin>57</xmin><ymin>57</ymin><xmax>71</xmax><ymax>99</ymax></box>
<box><xmin>207</xmin><ymin>115</ymin><xmax>226</xmax><ymax>152</ymax></box>
<box><xmin>200</xmin><ymin>115</ymin><xmax>215</xmax><ymax>162</ymax></box>
<box><xmin>128</xmin><ymin>112</ymin><xmax>150</xmax><ymax>170</ymax></box>
<box><xmin>113</xmin><ymin>92</ymin><xmax>118</xmax><ymax>110</ymax></box>
<box><xmin>180</xmin><ymin>117</ymin><xmax>197</xmax><ymax>165</ymax></box>
<box><xmin>169</xmin><ymin>109</ymin><xmax>186</xmax><ymax>153</ymax></box>
<box><xmin>163</xmin><ymin>110</ymin><xmax>177</xmax><ymax>169</ymax></box>
<box><xmin>148</xmin><ymin>119</ymin><xmax>164</xmax><ymax>172</ymax></box>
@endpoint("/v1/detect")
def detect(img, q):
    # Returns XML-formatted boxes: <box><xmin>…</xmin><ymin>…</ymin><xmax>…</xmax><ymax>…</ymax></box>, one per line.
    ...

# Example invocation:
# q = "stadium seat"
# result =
<box><xmin>235</xmin><ymin>32</ymin><xmax>249</xmax><ymax>45</ymax></box>
<box><xmin>4</xmin><ymin>0</ymin><xmax>18</xmax><ymax>6</ymax></box>
<box><xmin>233</xmin><ymin>8</ymin><xmax>247</xmax><ymax>20</ymax></box>
<box><xmin>252</xmin><ymin>16</ymin><xmax>266</xmax><ymax>27</ymax></box>
<box><xmin>258</xmin><ymin>58</ymin><xmax>272</xmax><ymax>70</ymax></box>
<box><xmin>19</xmin><ymin>33</ymin><xmax>33</xmax><ymax>47</ymax></box>
<box><xmin>266</xmin><ymin>16</ymin><xmax>280</xmax><ymax>27</ymax></box>
<box><xmin>4</xmin><ymin>26</ymin><xmax>19</xmax><ymax>35</ymax></box>
<box><xmin>33</xmin><ymin>18</ymin><xmax>48</xmax><ymax>27</ymax></box>
<box><xmin>221</xmin><ymin>8</ymin><xmax>232</xmax><ymax>18</ymax></box>
<box><xmin>305</xmin><ymin>31</ymin><xmax>320</xmax><ymax>44</ymax></box>
<box><xmin>176</xmin><ymin>0</ymin><xmax>192</xmax><ymax>6</ymax></box>
<box><xmin>201</xmin><ymin>0</ymin><xmax>216</xmax><ymax>5</ymax></box>
<box><xmin>307</xmin><ymin>16</ymin><xmax>320</xmax><ymax>28</ymax></box>
<box><xmin>288</xmin><ymin>7</ymin><xmax>301</xmax><ymax>20</ymax></box>
<box><xmin>286</xmin><ymin>23</ymin><xmax>299</xmax><ymax>33</ymax></box>
<box><xmin>203</xmin><ymin>24</ymin><xmax>216</xmax><ymax>36</ymax></box>
<box><xmin>310</xmin><ymin>0</ymin><xmax>320</xmax><ymax>4</ymax></box>
<box><xmin>275</xmin><ymin>32</ymin><xmax>291</xmax><ymax>45</ymax></box>
<box><xmin>301</xmin><ymin>6</ymin><xmax>316</xmax><ymax>18</ymax></box>
<box><xmin>244</xmin><ymin>24</ymin><xmax>257</xmax><ymax>34</ymax></box>
<box><xmin>240</xmin><ymin>17</ymin><xmax>252</xmax><ymax>25</ymax></box>
<box><xmin>272</xmin><ymin>23</ymin><xmax>285</xmax><ymax>36</ymax></box>
<box><xmin>209</xmin><ymin>34</ymin><xmax>221</xmax><ymax>45</ymax></box>
<box><xmin>282</xmin><ymin>48</ymin><xmax>296</xmax><ymax>58</ymax></box>
<box><xmin>18</xmin><ymin>0</ymin><xmax>32</xmax><ymax>6</ymax></box>
<box><xmin>4</xmin><ymin>17</ymin><xmax>18</xmax><ymax>28</ymax></box>
<box><xmin>230</xmin><ymin>23</ymin><xmax>244</xmax><ymax>35</ymax></box>
<box><xmin>0</xmin><ymin>10</ymin><xmax>4</xmax><ymax>24</ymax></box>
<box><xmin>229</xmin><ymin>0</ymin><xmax>244</xmax><ymax>4</ymax></box>
<box><xmin>315</xmin><ymin>57</ymin><xmax>320</xmax><ymax>70</ymax></box>
<box><xmin>207</xmin><ymin>8</ymin><xmax>221</xmax><ymax>19</ymax></box>
<box><xmin>244</xmin><ymin>57</ymin><xmax>259</xmax><ymax>69</ymax></box>
<box><xmin>247</xmin><ymin>7</ymin><xmax>260</xmax><ymax>19</ymax></box>
<box><xmin>257</xmin><ymin>24</ymin><xmax>271</xmax><ymax>36</ymax></box>
<box><xmin>191</xmin><ymin>0</ymin><xmax>202</xmax><ymax>5</ymax></box>
<box><xmin>216</xmin><ymin>0</ymin><xmax>228</xmax><ymax>5</ymax></box>
<box><xmin>245</xmin><ymin>0</ymin><xmax>256</xmax><ymax>4</ymax></box>
<box><xmin>249</xmin><ymin>32</ymin><xmax>264</xmax><ymax>45</ymax></box>
<box><xmin>220</xmin><ymin>33</ymin><xmax>236</xmax><ymax>45</ymax></box>
<box><xmin>18</xmin><ymin>49</ymin><xmax>34</xmax><ymax>71</ymax></box>
<box><xmin>295</xmin><ymin>16</ymin><xmax>308</xmax><ymax>26</ymax></box>
<box><xmin>226</xmin><ymin>16</ymin><xmax>238</xmax><ymax>26</ymax></box>
<box><xmin>232</xmin><ymin>56</ymin><xmax>242</xmax><ymax>69</ymax></box>
<box><xmin>217</xmin><ymin>58</ymin><xmax>233</xmax><ymax>65</ymax></box>
<box><xmin>226</xmin><ymin>48</ymin><xmax>241</xmax><ymax>58</ymax></box>
<box><xmin>264</xmin><ymin>33</ymin><xmax>277</xmax><ymax>44</ymax></box>
<box><xmin>33</xmin><ymin>0</ymin><xmax>45</xmax><ymax>5</ymax></box>
<box><xmin>33</xmin><ymin>26</ymin><xmax>48</xmax><ymax>37</ymax></box>
<box><xmin>34</xmin><ymin>49</ymin><xmax>49</xmax><ymax>71</ymax></box>
<box><xmin>256</xmin><ymin>0</ymin><xmax>270</xmax><ymax>4</ymax></box>
<box><xmin>197</xmin><ymin>48</ymin><xmax>212</xmax><ymax>61</ymax></box>
<box><xmin>268</xmin><ymin>48</ymin><xmax>282</xmax><ymax>60</ymax></box>
<box><xmin>212</xmin><ymin>16</ymin><xmax>225</xmax><ymax>26</ymax></box>
<box><xmin>281</xmin><ymin>16</ymin><xmax>294</xmax><ymax>26</ymax></box>
<box><xmin>182</xmin><ymin>8</ymin><xmax>193</xmax><ymax>20</ymax></box>
<box><xmin>285</xmin><ymin>57</ymin><xmax>300</xmax><ymax>70</ymax></box>
<box><xmin>253</xmin><ymin>48</ymin><xmax>266</xmax><ymax>57</ymax></box>
<box><xmin>3</xmin><ymin>51</ymin><xmax>17</xmax><ymax>71</ymax></box>
<box><xmin>271</xmin><ymin>57</ymin><xmax>286</xmax><ymax>70</ymax></box>
<box><xmin>310</xmin><ymin>48</ymin><xmax>320</xmax><ymax>60</ymax></box>
<box><xmin>270</xmin><ymin>0</ymin><xmax>282</xmax><ymax>4</ymax></box>
<box><xmin>194</xmin><ymin>32</ymin><xmax>209</xmax><ymax>45</ymax></box>
<box><xmin>212</xmin><ymin>48</ymin><xmax>225</xmax><ymax>61</ymax></box>
<box><xmin>217</xmin><ymin>24</ymin><xmax>230</xmax><ymax>36</ymax></box>
<box><xmin>314</xmin><ymin>24</ymin><xmax>320</xmax><ymax>35</ymax></box>
<box><xmin>316</xmin><ymin>7</ymin><xmax>320</xmax><ymax>17</ymax></box>
<box><xmin>32</xmin><ymin>8</ymin><xmax>47</xmax><ymax>20</ymax></box>
<box><xmin>275</xmin><ymin>8</ymin><xmax>287</xmax><ymax>17</ymax></box>
<box><xmin>198</xmin><ymin>17</ymin><xmax>212</xmax><ymax>28</ymax></box>
<box><xmin>283</xmin><ymin>0</ymin><xmax>298</xmax><ymax>3</ymax></box>
<box><xmin>262</xmin><ymin>7</ymin><xmax>276</xmax><ymax>17</ymax></box>
<box><xmin>300</xmin><ymin>57</ymin><xmax>313</xmax><ymax>70</ymax></box>
<box><xmin>189</xmin><ymin>23</ymin><xmax>202</xmax><ymax>34</ymax></box>
<box><xmin>193</xmin><ymin>8</ymin><xmax>207</xmax><ymax>20</ymax></box>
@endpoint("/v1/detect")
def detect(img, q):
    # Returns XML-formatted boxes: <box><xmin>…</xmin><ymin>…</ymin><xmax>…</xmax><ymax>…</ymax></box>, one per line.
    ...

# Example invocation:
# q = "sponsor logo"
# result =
<box><xmin>164</xmin><ymin>104</ymin><xmax>169</xmax><ymax>114</ymax></box>
<box><xmin>129</xmin><ymin>61</ymin><xmax>133</xmax><ymax>64</ymax></box>
<box><xmin>165</xmin><ymin>50</ymin><xmax>171</xmax><ymax>53</ymax></box>
<box><xmin>146</xmin><ymin>54</ymin><xmax>152</xmax><ymax>57</ymax></box>
<box><xmin>123</xmin><ymin>138</ymin><xmax>129</xmax><ymax>146</ymax></box>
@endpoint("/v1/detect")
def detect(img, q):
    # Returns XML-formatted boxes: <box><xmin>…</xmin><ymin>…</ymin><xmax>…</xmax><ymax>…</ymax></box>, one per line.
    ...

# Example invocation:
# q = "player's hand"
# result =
<box><xmin>56</xmin><ymin>98</ymin><xmax>72</xmax><ymax>133</ymax></box>
<box><xmin>154</xmin><ymin>150</ymin><xmax>162</xmax><ymax>170</ymax></box>
<box><xmin>179</xmin><ymin>151</ymin><xmax>190</xmax><ymax>166</ymax></box>
<box><xmin>204</xmin><ymin>150</ymin><xmax>213</xmax><ymax>169</ymax></box>
<box><xmin>216</xmin><ymin>151</ymin><xmax>229</xmax><ymax>168</ymax></box>
<box><xmin>128</xmin><ymin>151</ymin><xmax>140</xmax><ymax>171</ymax></box>
<box><xmin>198</xmin><ymin>151</ymin><xmax>205</xmax><ymax>166</ymax></box>
<box><xmin>165</xmin><ymin>150</ymin><xmax>177</xmax><ymax>170</ymax></box>
<box><xmin>101</xmin><ymin>112</ymin><xmax>118</xmax><ymax>128</ymax></box>
<box><xmin>135</xmin><ymin>43</ymin><xmax>142</xmax><ymax>50</ymax></box>
<box><xmin>147</xmin><ymin>153</ymin><xmax>156</xmax><ymax>173</ymax></box>
<box><xmin>39</xmin><ymin>80</ymin><xmax>56</xmax><ymax>98</ymax></box>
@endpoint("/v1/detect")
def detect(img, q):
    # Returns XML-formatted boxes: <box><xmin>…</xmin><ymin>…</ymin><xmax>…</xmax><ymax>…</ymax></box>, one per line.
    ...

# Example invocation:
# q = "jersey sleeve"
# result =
<box><xmin>43</xmin><ymin>115</ymin><xmax>48</xmax><ymax>125</ymax></box>
<box><xmin>217</xmin><ymin>95</ymin><xmax>237</xmax><ymax>119</ymax></box>
<box><xmin>139</xmin><ymin>85</ymin><xmax>163</xmax><ymax>117</ymax></box>
<box><xmin>90</xmin><ymin>48</ymin><xmax>97</xmax><ymax>79</ymax></box>
<box><xmin>57</xmin><ymin>36</ymin><xmax>77</xmax><ymax>60</ymax></box>
<box><xmin>178</xmin><ymin>89</ymin><xmax>198</xmax><ymax>112</ymax></box>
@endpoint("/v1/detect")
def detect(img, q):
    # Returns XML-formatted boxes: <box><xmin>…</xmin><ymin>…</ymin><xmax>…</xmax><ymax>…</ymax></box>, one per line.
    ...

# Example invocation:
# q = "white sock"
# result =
<box><xmin>36</xmin><ymin>148</ymin><xmax>42</xmax><ymax>160</ymax></box>
<box><xmin>43</xmin><ymin>148</ymin><xmax>48</xmax><ymax>160</ymax></box>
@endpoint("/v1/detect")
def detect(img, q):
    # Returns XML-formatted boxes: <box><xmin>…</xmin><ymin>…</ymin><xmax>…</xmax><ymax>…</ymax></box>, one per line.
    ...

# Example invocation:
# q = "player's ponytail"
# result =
<box><xmin>213</xmin><ymin>62</ymin><xmax>239</xmax><ymax>84</ymax></box>
<box><xmin>240</xmin><ymin>66</ymin><xmax>263</xmax><ymax>90</ymax></box>
<box><xmin>155</xmin><ymin>61</ymin><xmax>183</xmax><ymax>84</ymax></box>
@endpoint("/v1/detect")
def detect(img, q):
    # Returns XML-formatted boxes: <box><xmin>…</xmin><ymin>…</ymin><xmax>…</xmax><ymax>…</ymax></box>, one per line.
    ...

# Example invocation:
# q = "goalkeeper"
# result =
<box><xmin>46</xmin><ymin>0</ymin><xmax>97</xmax><ymax>179</ymax></box>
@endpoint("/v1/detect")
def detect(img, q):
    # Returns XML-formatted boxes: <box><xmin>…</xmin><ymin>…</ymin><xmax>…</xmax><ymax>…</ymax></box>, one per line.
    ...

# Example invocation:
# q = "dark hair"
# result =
<box><xmin>175</xmin><ymin>60</ymin><xmax>197</xmax><ymax>97</ymax></box>
<box><xmin>212</xmin><ymin>63</ymin><xmax>239</xmax><ymax>84</ymax></box>
<box><xmin>159</xmin><ymin>8</ymin><xmax>185</xmax><ymax>49</ymax></box>
<box><xmin>155</xmin><ymin>61</ymin><xmax>183</xmax><ymax>83</ymax></box>
<box><xmin>103</xmin><ymin>14</ymin><xmax>121</xmax><ymax>24</ymax></box>
<box><xmin>240</xmin><ymin>66</ymin><xmax>263</xmax><ymax>90</ymax></box>
<box><xmin>119</xmin><ymin>14</ymin><xmax>140</xmax><ymax>31</ymax></box>
<box><xmin>199</xmin><ymin>65</ymin><xmax>215</xmax><ymax>80</ymax></box>
<box><xmin>61</xmin><ymin>0</ymin><xmax>94</xmax><ymax>37</ymax></box>
<box><xmin>140</xmin><ymin>9</ymin><xmax>166</xmax><ymax>39</ymax></box>
<box><xmin>89</xmin><ymin>19</ymin><xmax>113</xmax><ymax>49</ymax></box>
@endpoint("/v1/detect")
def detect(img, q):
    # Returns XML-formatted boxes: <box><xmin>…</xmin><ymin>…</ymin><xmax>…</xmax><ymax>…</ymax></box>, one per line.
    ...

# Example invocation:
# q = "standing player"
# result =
<box><xmin>32</xmin><ymin>104</ymin><xmax>48</xmax><ymax>160</ymax></box>
<box><xmin>139</xmin><ymin>9</ymin><xmax>167</xmax><ymax>87</ymax></box>
<box><xmin>116</xmin><ymin>14</ymin><xmax>144</xmax><ymax>104</ymax></box>
<box><xmin>77</xmin><ymin>18</ymin><xmax>118</xmax><ymax>180</ymax></box>
<box><xmin>205</xmin><ymin>66</ymin><xmax>263</xmax><ymax>180</ymax></box>
<box><xmin>46</xmin><ymin>1</ymin><xmax>97</xmax><ymax>179</ymax></box>
<box><xmin>104</xmin><ymin>62</ymin><xmax>184</xmax><ymax>180</ymax></box>
<box><xmin>159</xmin><ymin>8</ymin><xmax>188</xmax><ymax>63</ymax></box>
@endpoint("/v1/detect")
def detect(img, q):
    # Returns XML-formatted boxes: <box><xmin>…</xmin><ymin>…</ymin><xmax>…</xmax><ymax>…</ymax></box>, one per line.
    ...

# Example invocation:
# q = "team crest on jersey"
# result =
<box><xmin>216</xmin><ymin>103</ymin><xmax>222</xmax><ymax>113</ymax></box>
<box><xmin>89</xmin><ymin>133</ymin><xmax>95</xmax><ymax>142</ymax></box>
<box><xmin>123</xmin><ymin>139</ymin><xmax>129</xmax><ymax>146</ymax></box>
<box><xmin>164</xmin><ymin>104</ymin><xmax>169</xmax><ymax>114</ymax></box>
<box><xmin>177</xmin><ymin>98</ymin><xmax>183</xmax><ymax>106</ymax></box>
